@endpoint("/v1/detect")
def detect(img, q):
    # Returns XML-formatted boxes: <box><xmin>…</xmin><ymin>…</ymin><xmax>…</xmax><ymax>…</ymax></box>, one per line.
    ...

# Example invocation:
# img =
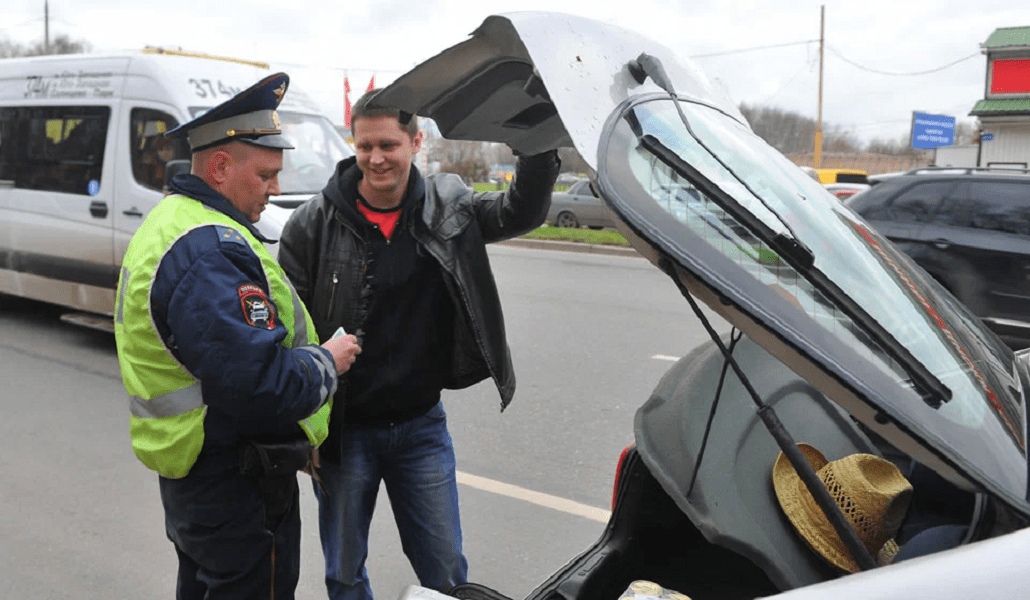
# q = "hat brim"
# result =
<box><xmin>239</xmin><ymin>135</ymin><xmax>294</xmax><ymax>150</ymax></box>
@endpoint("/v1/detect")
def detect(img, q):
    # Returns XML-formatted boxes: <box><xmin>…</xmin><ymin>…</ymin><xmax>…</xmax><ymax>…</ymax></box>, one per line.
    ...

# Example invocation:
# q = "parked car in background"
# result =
<box><xmin>823</xmin><ymin>182</ymin><xmax>870</xmax><ymax>201</ymax></box>
<box><xmin>546</xmin><ymin>178</ymin><xmax>613</xmax><ymax>228</ymax></box>
<box><xmin>816</xmin><ymin>167</ymin><xmax>869</xmax><ymax>185</ymax></box>
<box><xmin>555</xmin><ymin>172</ymin><xmax>582</xmax><ymax>186</ymax></box>
<box><xmin>374</xmin><ymin>12</ymin><xmax>1030</xmax><ymax>600</ymax></box>
<box><xmin>847</xmin><ymin>167</ymin><xmax>1030</xmax><ymax>348</ymax></box>
<box><xmin>868</xmin><ymin>170</ymin><xmax>908</xmax><ymax>186</ymax></box>
<box><xmin>801</xmin><ymin>167</ymin><xmax>870</xmax><ymax>201</ymax></box>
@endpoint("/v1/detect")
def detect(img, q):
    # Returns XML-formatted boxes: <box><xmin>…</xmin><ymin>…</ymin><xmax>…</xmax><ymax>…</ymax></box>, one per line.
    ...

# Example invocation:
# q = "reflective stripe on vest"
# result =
<box><xmin>115</xmin><ymin>194</ymin><xmax>332</xmax><ymax>479</ymax></box>
<box><xmin>129</xmin><ymin>384</ymin><xmax>203</xmax><ymax>418</ymax></box>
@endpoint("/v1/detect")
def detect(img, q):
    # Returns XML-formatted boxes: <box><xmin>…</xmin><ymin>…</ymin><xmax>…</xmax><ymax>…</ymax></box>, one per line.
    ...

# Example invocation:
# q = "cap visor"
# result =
<box><xmin>241</xmin><ymin>135</ymin><xmax>294</xmax><ymax>150</ymax></box>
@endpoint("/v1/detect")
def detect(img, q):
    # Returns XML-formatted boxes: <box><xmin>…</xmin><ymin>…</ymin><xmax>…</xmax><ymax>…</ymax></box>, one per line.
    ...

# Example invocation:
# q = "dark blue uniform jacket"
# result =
<box><xmin>151</xmin><ymin>174</ymin><xmax>335</xmax><ymax>463</ymax></box>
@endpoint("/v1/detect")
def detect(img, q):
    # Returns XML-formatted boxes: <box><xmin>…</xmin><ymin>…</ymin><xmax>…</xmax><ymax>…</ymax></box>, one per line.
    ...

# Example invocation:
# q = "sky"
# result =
<box><xmin>4</xmin><ymin>0</ymin><xmax>1028</xmax><ymax>146</ymax></box>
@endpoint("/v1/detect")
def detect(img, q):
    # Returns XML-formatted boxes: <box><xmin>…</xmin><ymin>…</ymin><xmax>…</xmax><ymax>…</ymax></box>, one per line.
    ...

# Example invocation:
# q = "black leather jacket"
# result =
<box><xmin>278</xmin><ymin>152</ymin><xmax>560</xmax><ymax>420</ymax></box>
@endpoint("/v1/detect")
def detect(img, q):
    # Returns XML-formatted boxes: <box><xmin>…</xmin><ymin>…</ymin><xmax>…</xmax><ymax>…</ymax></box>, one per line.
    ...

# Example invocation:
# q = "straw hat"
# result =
<box><xmin>772</xmin><ymin>443</ymin><xmax>913</xmax><ymax>573</ymax></box>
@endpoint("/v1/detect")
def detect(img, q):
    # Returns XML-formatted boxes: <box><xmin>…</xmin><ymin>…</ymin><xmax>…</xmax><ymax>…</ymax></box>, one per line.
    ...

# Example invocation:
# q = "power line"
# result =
<box><xmin>756</xmin><ymin>56</ymin><xmax>818</xmax><ymax>105</ymax></box>
<box><xmin>689</xmin><ymin>39</ymin><xmax>817</xmax><ymax>59</ymax></box>
<box><xmin>0</xmin><ymin>19</ymin><xmax>42</xmax><ymax>34</ymax></box>
<box><xmin>827</xmin><ymin>46</ymin><xmax>981</xmax><ymax>76</ymax></box>
<box><xmin>688</xmin><ymin>38</ymin><xmax>980</xmax><ymax>75</ymax></box>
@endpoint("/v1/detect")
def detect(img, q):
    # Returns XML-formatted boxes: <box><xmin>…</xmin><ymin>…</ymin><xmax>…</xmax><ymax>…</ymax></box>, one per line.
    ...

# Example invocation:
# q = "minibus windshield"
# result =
<box><xmin>277</xmin><ymin>112</ymin><xmax>353</xmax><ymax>197</ymax></box>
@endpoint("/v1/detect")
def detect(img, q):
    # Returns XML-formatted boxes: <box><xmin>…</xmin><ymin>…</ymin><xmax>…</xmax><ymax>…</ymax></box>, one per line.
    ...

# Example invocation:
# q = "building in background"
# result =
<box><xmin>970</xmin><ymin>26</ymin><xmax>1030</xmax><ymax>169</ymax></box>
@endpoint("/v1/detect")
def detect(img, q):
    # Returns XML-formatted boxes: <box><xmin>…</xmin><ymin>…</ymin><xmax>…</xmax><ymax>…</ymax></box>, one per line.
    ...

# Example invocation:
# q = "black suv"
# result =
<box><xmin>847</xmin><ymin>168</ymin><xmax>1030</xmax><ymax>348</ymax></box>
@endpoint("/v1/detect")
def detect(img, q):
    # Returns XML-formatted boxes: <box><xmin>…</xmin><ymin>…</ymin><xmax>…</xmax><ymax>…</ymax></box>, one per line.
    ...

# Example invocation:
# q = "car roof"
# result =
<box><xmin>894</xmin><ymin>166</ymin><xmax>1030</xmax><ymax>180</ymax></box>
<box><xmin>855</xmin><ymin>168</ymin><xmax>1030</xmax><ymax>200</ymax></box>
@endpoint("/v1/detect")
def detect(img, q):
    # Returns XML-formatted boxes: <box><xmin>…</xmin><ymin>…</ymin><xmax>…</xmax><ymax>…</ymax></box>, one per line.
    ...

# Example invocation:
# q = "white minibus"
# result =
<box><xmin>0</xmin><ymin>49</ymin><xmax>351</xmax><ymax>326</ymax></box>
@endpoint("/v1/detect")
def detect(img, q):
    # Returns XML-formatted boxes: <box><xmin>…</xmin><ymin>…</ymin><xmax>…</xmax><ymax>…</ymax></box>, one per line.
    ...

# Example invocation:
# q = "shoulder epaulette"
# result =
<box><xmin>214</xmin><ymin>225</ymin><xmax>248</xmax><ymax>248</ymax></box>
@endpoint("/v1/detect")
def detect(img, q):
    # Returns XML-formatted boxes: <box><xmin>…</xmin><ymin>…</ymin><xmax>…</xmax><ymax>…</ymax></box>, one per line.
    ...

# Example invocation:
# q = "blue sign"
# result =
<box><xmin>981</xmin><ymin>132</ymin><xmax>994</xmax><ymax>142</ymax></box>
<box><xmin>911</xmin><ymin>112</ymin><xmax>956</xmax><ymax>149</ymax></box>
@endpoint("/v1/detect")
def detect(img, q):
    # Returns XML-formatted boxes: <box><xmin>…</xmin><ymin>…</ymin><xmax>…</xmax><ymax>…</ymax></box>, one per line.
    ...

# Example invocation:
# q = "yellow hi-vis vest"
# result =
<box><xmin>114</xmin><ymin>194</ymin><xmax>332</xmax><ymax>479</ymax></box>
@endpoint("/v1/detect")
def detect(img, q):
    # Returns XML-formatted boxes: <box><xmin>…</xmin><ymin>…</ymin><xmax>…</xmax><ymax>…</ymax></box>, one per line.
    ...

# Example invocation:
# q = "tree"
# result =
<box><xmin>739</xmin><ymin>103</ymin><xmax>864</xmax><ymax>155</ymax></box>
<box><xmin>864</xmin><ymin>133</ymin><xmax>930</xmax><ymax>158</ymax></box>
<box><xmin>557</xmin><ymin>148</ymin><xmax>589</xmax><ymax>176</ymax></box>
<box><xmin>740</xmin><ymin>103</ymin><xmax>817</xmax><ymax>154</ymax></box>
<box><xmin>0</xmin><ymin>33</ymin><xmax>91</xmax><ymax>58</ymax></box>
<box><xmin>954</xmin><ymin>120</ymin><xmax>977</xmax><ymax>145</ymax></box>
<box><xmin>424</xmin><ymin>137</ymin><xmax>491</xmax><ymax>183</ymax></box>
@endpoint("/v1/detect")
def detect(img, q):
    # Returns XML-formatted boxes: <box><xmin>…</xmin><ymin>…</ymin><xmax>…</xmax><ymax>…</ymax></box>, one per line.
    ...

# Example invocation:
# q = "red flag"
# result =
<box><xmin>344</xmin><ymin>75</ymin><xmax>352</xmax><ymax>128</ymax></box>
<box><xmin>367</xmin><ymin>75</ymin><xmax>375</xmax><ymax>92</ymax></box>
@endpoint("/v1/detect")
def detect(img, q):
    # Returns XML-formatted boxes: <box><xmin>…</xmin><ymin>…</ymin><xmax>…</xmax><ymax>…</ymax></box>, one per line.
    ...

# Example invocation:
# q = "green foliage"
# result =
<box><xmin>522</xmin><ymin>226</ymin><xmax>631</xmax><ymax>247</ymax></box>
<box><xmin>471</xmin><ymin>181</ymin><xmax>573</xmax><ymax>192</ymax></box>
<box><xmin>472</xmin><ymin>181</ymin><xmax>509</xmax><ymax>192</ymax></box>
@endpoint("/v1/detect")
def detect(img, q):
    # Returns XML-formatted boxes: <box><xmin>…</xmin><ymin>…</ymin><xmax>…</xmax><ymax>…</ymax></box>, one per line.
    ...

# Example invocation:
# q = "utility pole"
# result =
<box><xmin>44</xmin><ymin>0</ymin><xmax>50</xmax><ymax>53</ymax></box>
<box><xmin>814</xmin><ymin>4</ymin><xmax>824</xmax><ymax>168</ymax></box>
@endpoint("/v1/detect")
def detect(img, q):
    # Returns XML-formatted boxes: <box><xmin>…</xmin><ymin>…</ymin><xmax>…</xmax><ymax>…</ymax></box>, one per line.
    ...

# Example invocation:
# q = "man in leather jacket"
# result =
<box><xmin>278</xmin><ymin>89</ymin><xmax>560</xmax><ymax>599</ymax></box>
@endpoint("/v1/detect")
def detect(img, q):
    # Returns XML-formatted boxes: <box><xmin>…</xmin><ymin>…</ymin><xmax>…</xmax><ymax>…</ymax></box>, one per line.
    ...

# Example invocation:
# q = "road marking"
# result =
<box><xmin>652</xmin><ymin>354</ymin><xmax>679</xmax><ymax>362</ymax></box>
<box><xmin>457</xmin><ymin>471</ymin><xmax>611</xmax><ymax>524</ymax></box>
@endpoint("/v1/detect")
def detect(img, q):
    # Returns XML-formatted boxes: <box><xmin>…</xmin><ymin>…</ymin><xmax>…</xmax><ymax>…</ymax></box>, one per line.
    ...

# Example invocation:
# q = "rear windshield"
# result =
<box><xmin>600</xmin><ymin>97</ymin><xmax>1027</xmax><ymax>507</ymax></box>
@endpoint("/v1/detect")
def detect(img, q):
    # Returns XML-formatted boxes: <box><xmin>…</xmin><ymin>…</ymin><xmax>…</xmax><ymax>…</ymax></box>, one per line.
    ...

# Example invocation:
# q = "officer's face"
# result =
<box><xmin>353</xmin><ymin>115</ymin><xmax>422</xmax><ymax>208</ymax></box>
<box><xmin>221</xmin><ymin>144</ymin><xmax>283</xmax><ymax>223</ymax></box>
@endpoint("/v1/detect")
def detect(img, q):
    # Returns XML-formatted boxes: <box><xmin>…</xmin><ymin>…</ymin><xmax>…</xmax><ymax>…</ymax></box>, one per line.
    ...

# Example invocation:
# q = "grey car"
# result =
<box><xmin>546</xmin><ymin>178</ymin><xmax>613</xmax><ymax>228</ymax></box>
<box><xmin>846</xmin><ymin>167</ymin><xmax>1030</xmax><ymax>348</ymax></box>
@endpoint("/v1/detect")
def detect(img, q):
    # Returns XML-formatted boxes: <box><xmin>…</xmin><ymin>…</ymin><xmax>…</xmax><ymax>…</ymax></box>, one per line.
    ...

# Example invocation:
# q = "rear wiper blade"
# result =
<box><xmin>640</xmin><ymin>134</ymin><xmax>815</xmax><ymax>272</ymax></box>
<box><xmin>638</xmin><ymin>133</ymin><xmax>952</xmax><ymax>408</ymax></box>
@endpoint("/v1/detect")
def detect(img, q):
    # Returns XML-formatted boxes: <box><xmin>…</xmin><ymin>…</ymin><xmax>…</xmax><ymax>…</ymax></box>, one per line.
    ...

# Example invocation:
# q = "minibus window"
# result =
<box><xmin>130</xmin><ymin>109</ymin><xmax>188</xmax><ymax>191</ymax></box>
<box><xmin>0</xmin><ymin>105</ymin><xmax>110</xmax><ymax>195</ymax></box>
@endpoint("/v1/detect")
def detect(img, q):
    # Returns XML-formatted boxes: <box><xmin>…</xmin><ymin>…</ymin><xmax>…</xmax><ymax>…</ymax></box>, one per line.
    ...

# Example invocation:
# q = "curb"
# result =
<box><xmin>497</xmin><ymin>237</ymin><xmax>641</xmax><ymax>257</ymax></box>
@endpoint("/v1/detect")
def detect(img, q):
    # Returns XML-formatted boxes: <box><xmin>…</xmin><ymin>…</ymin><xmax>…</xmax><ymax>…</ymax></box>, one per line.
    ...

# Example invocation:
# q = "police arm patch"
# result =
<box><xmin>238</xmin><ymin>283</ymin><xmax>276</xmax><ymax>329</ymax></box>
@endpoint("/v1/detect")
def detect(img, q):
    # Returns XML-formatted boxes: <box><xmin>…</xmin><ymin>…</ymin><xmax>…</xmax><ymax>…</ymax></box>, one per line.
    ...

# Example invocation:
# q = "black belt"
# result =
<box><xmin>239</xmin><ymin>439</ymin><xmax>311</xmax><ymax>530</ymax></box>
<box><xmin>238</xmin><ymin>439</ymin><xmax>311</xmax><ymax>478</ymax></box>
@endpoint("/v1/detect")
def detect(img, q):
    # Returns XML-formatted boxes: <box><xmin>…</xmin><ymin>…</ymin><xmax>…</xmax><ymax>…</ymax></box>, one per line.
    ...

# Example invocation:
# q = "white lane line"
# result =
<box><xmin>652</xmin><ymin>354</ymin><xmax>679</xmax><ymax>362</ymax></box>
<box><xmin>457</xmin><ymin>471</ymin><xmax>611</xmax><ymax>524</ymax></box>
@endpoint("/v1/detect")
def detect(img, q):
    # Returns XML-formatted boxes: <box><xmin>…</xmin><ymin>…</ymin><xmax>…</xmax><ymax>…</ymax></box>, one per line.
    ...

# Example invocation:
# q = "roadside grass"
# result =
<box><xmin>523</xmin><ymin>225</ymin><xmax>630</xmax><ymax>246</ymax></box>
<box><xmin>472</xmin><ymin>182</ymin><xmax>509</xmax><ymax>192</ymax></box>
<box><xmin>472</xmin><ymin>182</ymin><xmax>572</xmax><ymax>192</ymax></box>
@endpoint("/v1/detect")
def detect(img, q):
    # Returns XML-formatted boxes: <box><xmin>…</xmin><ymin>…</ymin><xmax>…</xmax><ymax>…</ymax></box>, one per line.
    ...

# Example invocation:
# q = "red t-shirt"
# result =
<box><xmin>356</xmin><ymin>197</ymin><xmax>402</xmax><ymax>240</ymax></box>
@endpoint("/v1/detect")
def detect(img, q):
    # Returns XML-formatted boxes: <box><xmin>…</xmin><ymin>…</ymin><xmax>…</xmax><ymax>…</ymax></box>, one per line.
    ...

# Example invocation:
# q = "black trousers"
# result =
<box><xmin>159</xmin><ymin>464</ymin><xmax>301</xmax><ymax>600</ymax></box>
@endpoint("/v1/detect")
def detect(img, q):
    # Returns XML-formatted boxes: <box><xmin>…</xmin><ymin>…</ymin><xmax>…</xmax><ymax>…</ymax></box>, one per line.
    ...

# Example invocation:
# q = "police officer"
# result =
<box><xmin>114</xmin><ymin>72</ymin><xmax>361</xmax><ymax>599</ymax></box>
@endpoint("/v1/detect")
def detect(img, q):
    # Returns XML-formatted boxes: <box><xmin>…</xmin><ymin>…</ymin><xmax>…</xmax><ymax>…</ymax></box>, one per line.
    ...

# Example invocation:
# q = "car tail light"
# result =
<box><xmin>834</xmin><ymin>190</ymin><xmax>858</xmax><ymax>200</ymax></box>
<box><xmin>611</xmin><ymin>443</ymin><xmax>635</xmax><ymax>511</ymax></box>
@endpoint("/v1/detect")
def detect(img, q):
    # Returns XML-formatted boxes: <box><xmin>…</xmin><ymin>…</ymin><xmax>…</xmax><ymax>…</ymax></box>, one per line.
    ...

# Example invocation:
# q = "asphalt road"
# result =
<box><xmin>0</xmin><ymin>244</ymin><xmax>728</xmax><ymax>599</ymax></box>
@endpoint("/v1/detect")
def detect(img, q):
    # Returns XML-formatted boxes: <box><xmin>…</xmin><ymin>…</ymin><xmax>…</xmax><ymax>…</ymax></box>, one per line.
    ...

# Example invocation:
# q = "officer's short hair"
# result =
<box><xmin>352</xmin><ymin>88</ymin><xmax>419</xmax><ymax>138</ymax></box>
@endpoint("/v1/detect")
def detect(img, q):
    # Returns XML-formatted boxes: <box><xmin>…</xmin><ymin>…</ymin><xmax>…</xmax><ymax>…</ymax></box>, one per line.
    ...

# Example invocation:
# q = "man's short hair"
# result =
<box><xmin>352</xmin><ymin>88</ymin><xmax>419</xmax><ymax>138</ymax></box>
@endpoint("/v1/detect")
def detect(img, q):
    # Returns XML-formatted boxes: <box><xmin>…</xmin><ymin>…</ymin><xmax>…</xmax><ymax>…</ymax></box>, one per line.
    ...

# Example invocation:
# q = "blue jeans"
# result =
<box><xmin>314</xmin><ymin>402</ymin><xmax>468</xmax><ymax>600</ymax></box>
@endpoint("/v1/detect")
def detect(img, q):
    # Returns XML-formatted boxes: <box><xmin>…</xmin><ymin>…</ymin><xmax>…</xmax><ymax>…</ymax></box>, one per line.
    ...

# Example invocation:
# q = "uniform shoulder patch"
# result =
<box><xmin>215</xmin><ymin>225</ymin><xmax>248</xmax><ymax>247</ymax></box>
<box><xmin>238</xmin><ymin>283</ymin><xmax>276</xmax><ymax>329</ymax></box>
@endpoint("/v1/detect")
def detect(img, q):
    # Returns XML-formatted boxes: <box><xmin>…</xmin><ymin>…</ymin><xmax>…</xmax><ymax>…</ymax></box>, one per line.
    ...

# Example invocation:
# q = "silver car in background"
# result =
<box><xmin>546</xmin><ymin>178</ymin><xmax>614</xmax><ymax>228</ymax></box>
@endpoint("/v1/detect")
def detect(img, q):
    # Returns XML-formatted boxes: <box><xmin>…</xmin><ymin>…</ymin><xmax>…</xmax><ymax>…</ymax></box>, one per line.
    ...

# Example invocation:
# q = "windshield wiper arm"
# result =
<box><xmin>639</xmin><ymin>133</ymin><xmax>952</xmax><ymax>408</ymax></box>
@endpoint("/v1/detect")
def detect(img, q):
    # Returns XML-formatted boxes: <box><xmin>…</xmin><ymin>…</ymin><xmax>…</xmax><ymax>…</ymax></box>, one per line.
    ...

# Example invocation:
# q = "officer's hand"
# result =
<box><xmin>322</xmin><ymin>334</ymin><xmax>361</xmax><ymax>374</ymax></box>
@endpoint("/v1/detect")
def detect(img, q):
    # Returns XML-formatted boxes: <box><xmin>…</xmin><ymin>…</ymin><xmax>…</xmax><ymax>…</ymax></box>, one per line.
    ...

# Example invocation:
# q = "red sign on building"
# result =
<box><xmin>989</xmin><ymin>58</ymin><xmax>1030</xmax><ymax>95</ymax></box>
